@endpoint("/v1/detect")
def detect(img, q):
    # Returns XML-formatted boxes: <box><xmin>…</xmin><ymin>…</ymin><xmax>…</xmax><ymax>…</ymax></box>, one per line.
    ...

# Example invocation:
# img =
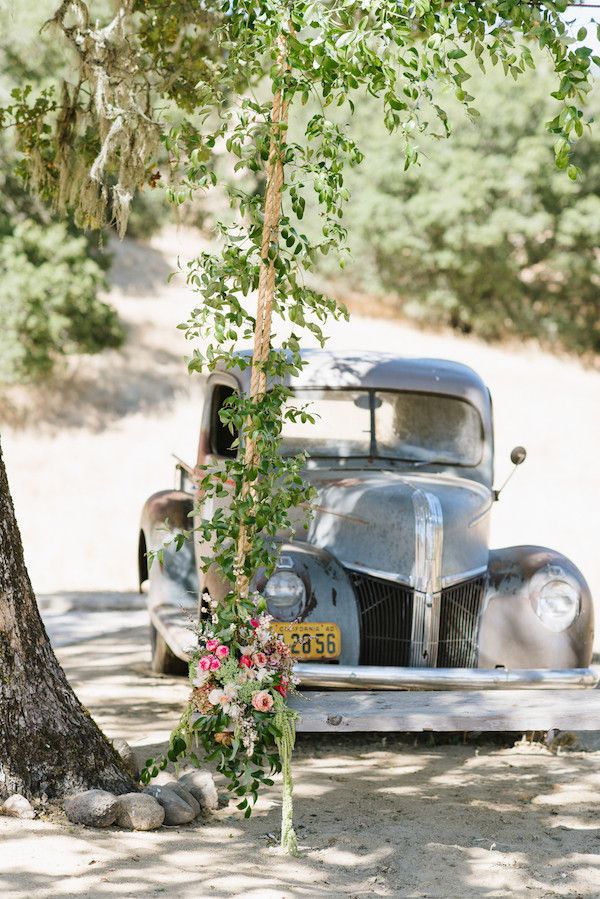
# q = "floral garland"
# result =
<box><xmin>142</xmin><ymin>588</ymin><xmax>299</xmax><ymax>851</ymax></box>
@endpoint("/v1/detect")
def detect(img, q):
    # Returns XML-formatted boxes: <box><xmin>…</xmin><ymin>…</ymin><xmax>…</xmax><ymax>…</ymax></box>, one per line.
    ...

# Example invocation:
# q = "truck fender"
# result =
<box><xmin>478</xmin><ymin>545</ymin><xmax>593</xmax><ymax>668</ymax></box>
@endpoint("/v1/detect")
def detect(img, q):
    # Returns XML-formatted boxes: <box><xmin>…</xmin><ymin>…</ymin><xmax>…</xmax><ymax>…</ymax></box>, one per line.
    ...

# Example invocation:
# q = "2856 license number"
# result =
<box><xmin>271</xmin><ymin>621</ymin><xmax>341</xmax><ymax>660</ymax></box>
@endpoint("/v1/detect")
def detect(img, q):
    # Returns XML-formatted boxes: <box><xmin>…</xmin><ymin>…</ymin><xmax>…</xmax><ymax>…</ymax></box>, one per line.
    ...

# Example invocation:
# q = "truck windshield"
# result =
<box><xmin>281</xmin><ymin>389</ymin><xmax>484</xmax><ymax>466</ymax></box>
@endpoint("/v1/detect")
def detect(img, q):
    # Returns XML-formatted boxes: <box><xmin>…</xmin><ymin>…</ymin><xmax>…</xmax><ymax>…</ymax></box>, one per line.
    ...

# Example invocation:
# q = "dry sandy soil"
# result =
<box><xmin>1</xmin><ymin>228</ymin><xmax>600</xmax><ymax>898</ymax></box>
<box><xmin>3</xmin><ymin>593</ymin><xmax>600</xmax><ymax>899</ymax></box>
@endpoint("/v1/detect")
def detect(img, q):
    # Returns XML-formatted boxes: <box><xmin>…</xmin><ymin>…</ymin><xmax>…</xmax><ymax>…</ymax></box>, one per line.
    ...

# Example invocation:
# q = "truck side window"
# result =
<box><xmin>211</xmin><ymin>385</ymin><xmax>238</xmax><ymax>458</ymax></box>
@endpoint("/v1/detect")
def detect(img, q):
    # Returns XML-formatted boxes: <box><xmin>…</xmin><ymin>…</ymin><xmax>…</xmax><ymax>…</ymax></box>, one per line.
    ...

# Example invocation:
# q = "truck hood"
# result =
<box><xmin>301</xmin><ymin>469</ymin><xmax>492</xmax><ymax>588</ymax></box>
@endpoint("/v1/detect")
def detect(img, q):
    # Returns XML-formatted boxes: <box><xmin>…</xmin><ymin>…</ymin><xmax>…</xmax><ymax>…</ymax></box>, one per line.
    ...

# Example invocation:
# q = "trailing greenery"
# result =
<box><xmin>6</xmin><ymin>0</ymin><xmax>597</xmax><ymax>848</ymax></box>
<box><xmin>312</xmin><ymin>59</ymin><xmax>600</xmax><ymax>354</ymax></box>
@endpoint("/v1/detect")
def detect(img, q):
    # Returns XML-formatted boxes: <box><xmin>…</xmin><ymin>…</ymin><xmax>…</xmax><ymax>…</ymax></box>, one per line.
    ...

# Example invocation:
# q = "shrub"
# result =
<box><xmin>0</xmin><ymin>220</ymin><xmax>124</xmax><ymax>382</ymax></box>
<box><xmin>324</xmin><ymin>62</ymin><xmax>600</xmax><ymax>356</ymax></box>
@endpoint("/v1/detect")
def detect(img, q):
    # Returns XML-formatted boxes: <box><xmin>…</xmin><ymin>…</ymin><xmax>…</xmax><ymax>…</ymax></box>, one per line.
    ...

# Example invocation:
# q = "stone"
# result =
<box><xmin>143</xmin><ymin>785</ymin><xmax>196</xmax><ymax>826</ymax></box>
<box><xmin>178</xmin><ymin>769</ymin><xmax>219</xmax><ymax>811</ymax></box>
<box><xmin>1</xmin><ymin>794</ymin><xmax>35</xmax><ymax>820</ymax></box>
<box><xmin>115</xmin><ymin>792</ymin><xmax>165</xmax><ymax>831</ymax></box>
<box><xmin>64</xmin><ymin>790</ymin><xmax>118</xmax><ymax>828</ymax></box>
<box><xmin>112</xmin><ymin>738</ymin><xmax>140</xmax><ymax>780</ymax></box>
<box><xmin>152</xmin><ymin>771</ymin><xmax>178</xmax><ymax>787</ymax></box>
<box><xmin>163</xmin><ymin>781</ymin><xmax>201</xmax><ymax>818</ymax></box>
<box><xmin>554</xmin><ymin>730</ymin><xmax>600</xmax><ymax>752</ymax></box>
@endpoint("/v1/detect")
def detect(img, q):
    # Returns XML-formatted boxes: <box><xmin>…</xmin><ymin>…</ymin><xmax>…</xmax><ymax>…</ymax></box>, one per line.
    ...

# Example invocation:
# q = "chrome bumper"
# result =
<box><xmin>293</xmin><ymin>663</ymin><xmax>599</xmax><ymax>690</ymax></box>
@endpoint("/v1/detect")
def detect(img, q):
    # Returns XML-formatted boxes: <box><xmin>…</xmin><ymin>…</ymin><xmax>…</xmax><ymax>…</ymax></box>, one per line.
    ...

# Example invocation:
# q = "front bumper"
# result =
<box><xmin>294</xmin><ymin>663</ymin><xmax>599</xmax><ymax>690</ymax></box>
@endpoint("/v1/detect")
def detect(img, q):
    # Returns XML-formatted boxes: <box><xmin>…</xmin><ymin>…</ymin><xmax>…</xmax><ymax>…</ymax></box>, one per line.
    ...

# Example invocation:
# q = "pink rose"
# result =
<box><xmin>251</xmin><ymin>690</ymin><xmax>274</xmax><ymax>713</ymax></box>
<box><xmin>215</xmin><ymin>644</ymin><xmax>229</xmax><ymax>658</ymax></box>
<box><xmin>199</xmin><ymin>656</ymin><xmax>213</xmax><ymax>672</ymax></box>
<box><xmin>206</xmin><ymin>638</ymin><xmax>219</xmax><ymax>652</ymax></box>
<box><xmin>209</xmin><ymin>656</ymin><xmax>221</xmax><ymax>671</ymax></box>
<box><xmin>250</xmin><ymin>618</ymin><xmax>260</xmax><ymax>628</ymax></box>
<box><xmin>239</xmin><ymin>655</ymin><xmax>252</xmax><ymax>669</ymax></box>
<box><xmin>252</xmin><ymin>652</ymin><xmax>267</xmax><ymax>668</ymax></box>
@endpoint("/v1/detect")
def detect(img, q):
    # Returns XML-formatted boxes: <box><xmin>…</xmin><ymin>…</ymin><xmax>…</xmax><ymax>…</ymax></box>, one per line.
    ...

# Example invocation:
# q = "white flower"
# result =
<box><xmin>192</xmin><ymin>671</ymin><xmax>210</xmax><ymax>688</ymax></box>
<box><xmin>208</xmin><ymin>684</ymin><xmax>238</xmax><ymax>714</ymax></box>
<box><xmin>228</xmin><ymin>703</ymin><xmax>242</xmax><ymax>719</ymax></box>
<box><xmin>223</xmin><ymin>682</ymin><xmax>238</xmax><ymax>700</ymax></box>
<box><xmin>208</xmin><ymin>688</ymin><xmax>224</xmax><ymax>706</ymax></box>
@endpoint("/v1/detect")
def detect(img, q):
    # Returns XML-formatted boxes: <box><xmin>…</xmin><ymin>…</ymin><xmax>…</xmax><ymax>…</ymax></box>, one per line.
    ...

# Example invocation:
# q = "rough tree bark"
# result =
<box><xmin>0</xmin><ymin>436</ymin><xmax>136</xmax><ymax>801</ymax></box>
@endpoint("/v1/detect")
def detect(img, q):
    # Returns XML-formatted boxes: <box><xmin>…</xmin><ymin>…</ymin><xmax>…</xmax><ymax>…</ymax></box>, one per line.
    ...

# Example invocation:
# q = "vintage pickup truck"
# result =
<box><xmin>138</xmin><ymin>350</ymin><xmax>596</xmax><ymax>697</ymax></box>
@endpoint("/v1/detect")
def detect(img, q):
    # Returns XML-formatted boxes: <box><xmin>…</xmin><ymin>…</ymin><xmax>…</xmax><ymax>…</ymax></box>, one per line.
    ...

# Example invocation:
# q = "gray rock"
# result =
<box><xmin>1</xmin><ymin>794</ymin><xmax>35</xmax><ymax>820</ymax></box>
<box><xmin>143</xmin><ymin>785</ymin><xmax>196</xmax><ymax>826</ymax></box>
<box><xmin>554</xmin><ymin>730</ymin><xmax>600</xmax><ymax>752</ymax></box>
<box><xmin>115</xmin><ymin>792</ymin><xmax>165</xmax><ymax>831</ymax></box>
<box><xmin>112</xmin><ymin>738</ymin><xmax>140</xmax><ymax>780</ymax></box>
<box><xmin>64</xmin><ymin>789</ymin><xmax>118</xmax><ymax>828</ymax></box>
<box><xmin>152</xmin><ymin>772</ymin><xmax>178</xmax><ymax>787</ymax></box>
<box><xmin>164</xmin><ymin>782</ymin><xmax>201</xmax><ymax>818</ymax></box>
<box><xmin>178</xmin><ymin>769</ymin><xmax>219</xmax><ymax>811</ymax></box>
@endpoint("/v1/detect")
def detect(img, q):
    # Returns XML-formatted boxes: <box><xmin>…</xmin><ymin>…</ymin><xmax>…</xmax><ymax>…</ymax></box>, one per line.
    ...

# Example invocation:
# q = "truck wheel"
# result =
<box><xmin>150</xmin><ymin>622</ymin><xmax>188</xmax><ymax>676</ymax></box>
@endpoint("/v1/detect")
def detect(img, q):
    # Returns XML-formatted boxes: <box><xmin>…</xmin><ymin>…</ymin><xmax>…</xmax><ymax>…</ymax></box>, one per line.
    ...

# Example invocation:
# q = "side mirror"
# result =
<box><xmin>494</xmin><ymin>445</ymin><xmax>527</xmax><ymax>501</ymax></box>
<box><xmin>510</xmin><ymin>446</ymin><xmax>527</xmax><ymax>466</ymax></box>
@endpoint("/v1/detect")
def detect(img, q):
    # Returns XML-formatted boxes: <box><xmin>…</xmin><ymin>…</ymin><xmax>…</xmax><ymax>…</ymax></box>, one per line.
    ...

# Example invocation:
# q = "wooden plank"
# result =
<box><xmin>290</xmin><ymin>689</ymin><xmax>600</xmax><ymax>733</ymax></box>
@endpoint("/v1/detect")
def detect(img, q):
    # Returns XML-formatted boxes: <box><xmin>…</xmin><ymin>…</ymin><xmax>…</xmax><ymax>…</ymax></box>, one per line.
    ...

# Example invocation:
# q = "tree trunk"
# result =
<box><xmin>0</xmin><ymin>436</ymin><xmax>135</xmax><ymax>801</ymax></box>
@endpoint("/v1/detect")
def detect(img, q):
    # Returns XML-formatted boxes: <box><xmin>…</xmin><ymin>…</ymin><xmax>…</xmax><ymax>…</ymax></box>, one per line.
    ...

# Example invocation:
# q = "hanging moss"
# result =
<box><xmin>35</xmin><ymin>0</ymin><xmax>161</xmax><ymax>236</ymax></box>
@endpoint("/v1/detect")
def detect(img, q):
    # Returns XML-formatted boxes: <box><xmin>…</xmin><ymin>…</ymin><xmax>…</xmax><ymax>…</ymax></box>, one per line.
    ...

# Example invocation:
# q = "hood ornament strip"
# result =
<box><xmin>411</xmin><ymin>489</ymin><xmax>443</xmax><ymax>667</ymax></box>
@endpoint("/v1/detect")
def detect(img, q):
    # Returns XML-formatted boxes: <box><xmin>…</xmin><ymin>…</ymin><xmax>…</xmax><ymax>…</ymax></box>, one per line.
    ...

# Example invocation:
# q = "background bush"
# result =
<box><xmin>0</xmin><ymin>221</ymin><xmax>123</xmax><ymax>382</ymax></box>
<box><xmin>311</xmin><ymin>60</ymin><xmax>600</xmax><ymax>356</ymax></box>
<box><xmin>0</xmin><ymin>2</ymin><xmax>160</xmax><ymax>383</ymax></box>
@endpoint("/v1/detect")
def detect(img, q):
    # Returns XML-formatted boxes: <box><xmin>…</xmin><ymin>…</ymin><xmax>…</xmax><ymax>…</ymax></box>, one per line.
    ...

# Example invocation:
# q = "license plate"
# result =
<box><xmin>271</xmin><ymin>622</ymin><xmax>341</xmax><ymax>660</ymax></box>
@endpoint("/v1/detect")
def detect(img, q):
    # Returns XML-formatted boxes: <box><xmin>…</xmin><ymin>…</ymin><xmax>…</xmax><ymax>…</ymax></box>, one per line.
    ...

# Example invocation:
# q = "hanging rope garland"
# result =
<box><xmin>233</xmin><ymin>28</ymin><xmax>299</xmax><ymax>854</ymax></box>
<box><xmin>234</xmin><ymin>28</ymin><xmax>289</xmax><ymax>602</ymax></box>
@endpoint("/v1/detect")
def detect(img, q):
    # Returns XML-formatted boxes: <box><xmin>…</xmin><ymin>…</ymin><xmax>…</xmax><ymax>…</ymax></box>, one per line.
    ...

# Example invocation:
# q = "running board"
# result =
<box><xmin>291</xmin><ymin>688</ymin><xmax>600</xmax><ymax>733</ymax></box>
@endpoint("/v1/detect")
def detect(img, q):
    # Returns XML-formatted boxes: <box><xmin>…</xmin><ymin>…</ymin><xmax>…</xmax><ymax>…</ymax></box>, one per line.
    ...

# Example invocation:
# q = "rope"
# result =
<box><xmin>231</xmin><ymin>25</ymin><xmax>299</xmax><ymax>856</ymax></box>
<box><xmin>235</xmin><ymin>28</ymin><xmax>289</xmax><ymax>599</ymax></box>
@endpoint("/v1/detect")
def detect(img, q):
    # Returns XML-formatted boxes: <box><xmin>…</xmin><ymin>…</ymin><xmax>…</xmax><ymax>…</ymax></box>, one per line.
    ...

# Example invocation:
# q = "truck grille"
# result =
<box><xmin>348</xmin><ymin>571</ymin><xmax>413</xmax><ymax>666</ymax></box>
<box><xmin>437</xmin><ymin>575</ymin><xmax>486</xmax><ymax>668</ymax></box>
<box><xmin>347</xmin><ymin>570</ymin><xmax>486</xmax><ymax>668</ymax></box>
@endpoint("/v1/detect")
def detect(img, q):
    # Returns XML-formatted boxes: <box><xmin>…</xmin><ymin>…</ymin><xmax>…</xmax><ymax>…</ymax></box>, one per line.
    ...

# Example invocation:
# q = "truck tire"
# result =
<box><xmin>150</xmin><ymin>622</ymin><xmax>188</xmax><ymax>676</ymax></box>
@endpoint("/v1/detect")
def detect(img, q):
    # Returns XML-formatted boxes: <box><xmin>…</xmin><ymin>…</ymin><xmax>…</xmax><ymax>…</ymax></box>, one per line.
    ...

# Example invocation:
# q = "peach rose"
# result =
<box><xmin>251</xmin><ymin>690</ymin><xmax>274</xmax><ymax>713</ymax></box>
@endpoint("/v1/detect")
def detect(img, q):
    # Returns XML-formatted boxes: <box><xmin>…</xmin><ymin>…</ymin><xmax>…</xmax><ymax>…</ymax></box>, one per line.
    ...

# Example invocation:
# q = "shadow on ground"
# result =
<box><xmin>2</xmin><ymin>594</ymin><xmax>597</xmax><ymax>898</ymax></box>
<box><xmin>0</xmin><ymin>321</ymin><xmax>190</xmax><ymax>433</ymax></box>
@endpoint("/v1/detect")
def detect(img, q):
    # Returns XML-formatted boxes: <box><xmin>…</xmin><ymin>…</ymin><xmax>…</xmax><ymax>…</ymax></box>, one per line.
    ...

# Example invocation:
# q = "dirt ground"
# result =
<box><xmin>1</xmin><ymin>228</ymin><xmax>600</xmax><ymax>897</ymax></box>
<box><xmin>3</xmin><ymin>593</ymin><xmax>600</xmax><ymax>899</ymax></box>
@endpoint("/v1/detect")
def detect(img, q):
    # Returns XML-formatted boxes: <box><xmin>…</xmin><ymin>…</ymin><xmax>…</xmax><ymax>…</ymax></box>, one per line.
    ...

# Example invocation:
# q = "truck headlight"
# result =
<box><xmin>532</xmin><ymin>574</ymin><xmax>580</xmax><ymax>633</ymax></box>
<box><xmin>264</xmin><ymin>570</ymin><xmax>306</xmax><ymax>621</ymax></box>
